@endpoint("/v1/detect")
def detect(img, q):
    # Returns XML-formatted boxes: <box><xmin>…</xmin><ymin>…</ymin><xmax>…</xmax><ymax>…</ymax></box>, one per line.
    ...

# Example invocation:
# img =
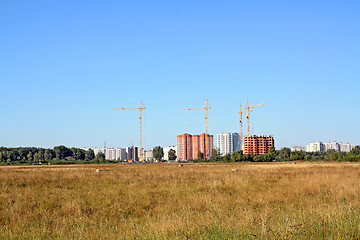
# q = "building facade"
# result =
<box><xmin>163</xmin><ymin>146</ymin><xmax>177</xmax><ymax>160</ymax></box>
<box><xmin>291</xmin><ymin>146</ymin><xmax>306</xmax><ymax>152</ymax></box>
<box><xmin>305</xmin><ymin>141</ymin><xmax>354</xmax><ymax>153</ymax></box>
<box><xmin>144</xmin><ymin>150</ymin><xmax>153</xmax><ymax>161</ymax></box>
<box><xmin>91</xmin><ymin>147</ymin><xmax>127</xmax><ymax>161</ymax></box>
<box><xmin>177</xmin><ymin>133</ymin><xmax>213</xmax><ymax>160</ymax></box>
<box><xmin>126</xmin><ymin>146</ymin><xmax>139</xmax><ymax>161</ymax></box>
<box><xmin>243</xmin><ymin>135</ymin><xmax>274</xmax><ymax>155</ymax></box>
<box><xmin>216</xmin><ymin>132</ymin><xmax>240</xmax><ymax>156</ymax></box>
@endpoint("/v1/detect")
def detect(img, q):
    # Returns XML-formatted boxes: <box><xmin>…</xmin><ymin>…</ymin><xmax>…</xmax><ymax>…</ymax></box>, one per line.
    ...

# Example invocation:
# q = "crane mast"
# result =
<box><xmin>244</xmin><ymin>99</ymin><xmax>264</xmax><ymax>137</ymax></box>
<box><xmin>182</xmin><ymin>99</ymin><xmax>211</xmax><ymax>159</ymax></box>
<box><xmin>238</xmin><ymin>104</ymin><xmax>252</xmax><ymax>150</ymax></box>
<box><xmin>114</xmin><ymin>99</ymin><xmax>146</xmax><ymax>161</ymax></box>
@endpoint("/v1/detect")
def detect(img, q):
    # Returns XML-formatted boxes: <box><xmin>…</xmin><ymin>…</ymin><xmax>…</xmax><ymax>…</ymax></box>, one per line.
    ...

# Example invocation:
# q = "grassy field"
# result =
<box><xmin>0</xmin><ymin>162</ymin><xmax>359</xmax><ymax>239</ymax></box>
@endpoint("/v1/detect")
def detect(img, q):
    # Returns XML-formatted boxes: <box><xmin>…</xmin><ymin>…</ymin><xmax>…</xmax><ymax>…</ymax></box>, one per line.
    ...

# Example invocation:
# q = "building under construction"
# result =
<box><xmin>243</xmin><ymin>135</ymin><xmax>274</xmax><ymax>155</ymax></box>
<box><xmin>177</xmin><ymin>133</ymin><xmax>213</xmax><ymax>161</ymax></box>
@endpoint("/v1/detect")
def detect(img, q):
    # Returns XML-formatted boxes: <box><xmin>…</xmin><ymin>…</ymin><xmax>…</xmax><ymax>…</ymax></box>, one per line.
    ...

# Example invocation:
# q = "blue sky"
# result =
<box><xmin>1</xmin><ymin>0</ymin><xmax>359</xmax><ymax>149</ymax></box>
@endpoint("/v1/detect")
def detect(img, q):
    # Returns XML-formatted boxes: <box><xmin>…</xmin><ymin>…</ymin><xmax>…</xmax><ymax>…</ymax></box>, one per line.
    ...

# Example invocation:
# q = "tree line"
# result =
<box><xmin>0</xmin><ymin>146</ymin><xmax>107</xmax><ymax>165</ymax></box>
<box><xmin>201</xmin><ymin>146</ymin><xmax>360</xmax><ymax>163</ymax></box>
<box><xmin>1</xmin><ymin>145</ymin><xmax>359</xmax><ymax>165</ymax></box>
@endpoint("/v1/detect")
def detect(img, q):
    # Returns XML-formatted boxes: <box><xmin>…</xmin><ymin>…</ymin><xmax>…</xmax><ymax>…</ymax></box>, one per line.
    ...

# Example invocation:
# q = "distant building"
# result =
<box><xmin>291</xmin><ymin>146</ymin><xmax>305</xmax><ymax>152</ymax></box>
<box><xmin>305</xmin><ymin>141</ymin><xmax>354</xmax><ymax>153</ymax></box>
<box><xmin>163</xmin><ymin>146</ymin><xmax>176</xmax><ymax>160</ymax></box>
<box><xmin>243</xmin><ymin>135</ymin><xmax>274</xmax><ymax>155</ymax></box>
<box><xmin>305</xmin><ymin>142</ymin><xmax>323</xmax><ymax>152</ymax></box>
<box><xmin>177</xmin><ymin>133</ymin><xmax>213</xmax><ymax>160</ymax></box>
<box><xmin>216</xmin><ymin>132</ymin><xmax>240</xmax><ymax>156</ymax></box>
<box><xmin>144</xmin><ymin>150</ymin><xmax>153</xmax><ymax>161</ymax></box>
<box><xmin>126</xmin><ymin>146</ymin><xmax>139</xmax><ymax>161</ymax></box>
<box><xmin>91</xmin><ymin>147</ymin><xmax>126</xmax><ymax>161</ymax></box>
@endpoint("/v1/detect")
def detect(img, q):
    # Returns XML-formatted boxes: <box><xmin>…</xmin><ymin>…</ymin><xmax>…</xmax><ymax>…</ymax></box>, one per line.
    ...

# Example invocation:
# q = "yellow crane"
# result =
<box><xmin>182</xmin><ymin>99</ymin><xmax>211</xmax><ymax>159</ymax></box>
<box><xmin>238</xmin><ymin>104</ymin><xmax>252</xmax><ymax>150</ymax></box>
<box><xmin>244</xmin><ymin>99</ymin><xmax>264</xmax><ymax>137</ymax></box>
<box><xmin>114</xmin><ymin>99</ymin><xmax>146</xmax><ymax>161</ymax></box>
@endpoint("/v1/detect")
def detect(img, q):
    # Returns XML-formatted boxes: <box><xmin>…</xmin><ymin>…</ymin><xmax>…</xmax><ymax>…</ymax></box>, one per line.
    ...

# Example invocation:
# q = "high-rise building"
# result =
<box><xmin>177</xmin><ymin>133</ymin><xmax>213</xmax><ymax>160</ymax></box>
<box><xmin>243</xmin><ymin>135</ymin><xmax>274</xmax><ymax>155</ymax></box>
<box><xmin>126</xmin><ymin>146</ymin><xmax>139</xmax><ymax>161</ymax></box>
<box><xmin>177</xmin><ymin>133</ymin><xmax>192</xmax><ymax>161</ymax></box>
<box><xmin>217</xmin><ymin>132</ymin><xmax>240</xmax><ymax>156</ymax></box>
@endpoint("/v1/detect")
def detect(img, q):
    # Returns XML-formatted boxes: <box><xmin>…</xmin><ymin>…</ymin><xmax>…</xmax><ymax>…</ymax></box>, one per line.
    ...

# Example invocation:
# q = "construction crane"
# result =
<box><xmin>238</xmin><ymin>104</ymin><xmax>252</xmax><ymax>150</ymax></box>
<box><xmin>114</xmin><ymin>99</ymin><xmax>146</xmax><ymax>161</ymax></box>
<box><xmin>182</xmin><ymin>99</ymin><xmax>211</xmax><ymax>159</ymax></box>
<box><xmin>244</xmin><ymin>99</ymin><xmax>264</xmax><ymax>137</ymax></box>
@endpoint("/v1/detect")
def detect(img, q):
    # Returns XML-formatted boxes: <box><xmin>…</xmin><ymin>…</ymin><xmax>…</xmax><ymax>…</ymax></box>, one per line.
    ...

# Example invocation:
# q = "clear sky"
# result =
<box><xmin>1</xmin><ymin>0</ymin><xmax>359</xmax><ymax>150</ymax></box>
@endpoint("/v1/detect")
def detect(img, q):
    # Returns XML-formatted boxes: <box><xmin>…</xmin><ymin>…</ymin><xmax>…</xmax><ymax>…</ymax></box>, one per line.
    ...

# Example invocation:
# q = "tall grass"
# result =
<box><xmin>0</xmin><ymin>162</ymin><xmax>359</xmax><ymax>239</ymax></box>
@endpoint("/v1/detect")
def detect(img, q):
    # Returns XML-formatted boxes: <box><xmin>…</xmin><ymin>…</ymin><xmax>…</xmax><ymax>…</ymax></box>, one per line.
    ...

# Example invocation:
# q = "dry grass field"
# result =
<box><xmin>0</xmin><ymin>162</ymin><xmax>359</xmax><ymax>239</ymax></box>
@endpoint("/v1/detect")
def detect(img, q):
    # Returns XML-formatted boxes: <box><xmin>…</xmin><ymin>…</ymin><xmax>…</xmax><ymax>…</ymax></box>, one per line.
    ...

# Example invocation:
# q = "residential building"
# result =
<box><xmin>126</xmin><ymin>146</ymin><xmax>139</xmax><ymax>161</ymax></box>
<box><xmin>291</xmin><ymin>146</ymin><xmax>305</xmax><ymax>152</ymax></box>
<box><xmin>163</xmin><ymin>146</ymin><xmax>176</xmax><ymax>161</ymax></box>
<box><xmin>144</xmin><ymin>150</ymin><xmax>153</xmax><ymax>161</ymax></box>
<box><xmin>177</xmin><ymin>133</ymin><xmax>192</xmax><ymax>161</ymax></box>
<box><xmin>217</xmin><ymin>132</ymin><xmax>240</xmax><ymax>156</ymax></box>
<box><xmin>91</xmin><ymin>147</ymin><xmax>126</xmax><ymax>161</ymax></box>
<box><xmin>243</xmin><ymin>135</ymin><xmax>274</xmax><ymax>155</ymax></box>
<box><xmin>177</xmin><ymin>133</ymin><xmax>213</xmax><ymax>160</ymax></box>
<box><xmin>305</xmin><ymin>141</ymin><xmax>355</xmax><ymax>153</ymax></box>
<box><xmin>305</xmin><ymin>142</ymin><xmax>323</xmax><ymax>152</ymax></box>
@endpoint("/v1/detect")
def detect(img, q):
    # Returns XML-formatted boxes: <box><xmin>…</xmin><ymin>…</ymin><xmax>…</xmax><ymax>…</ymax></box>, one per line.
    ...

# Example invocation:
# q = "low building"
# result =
<box><xmin>163</xmin><ymin>146</ymin><xmax>176</xmax><ymax>160</ymax></box>
<box><xmin>144</xmin><ymin>150</ymin><xmax>153</xmax><ymax>161</ymax></box>
<box><xmin>291</xmin><ymin>146</ymin><xmax>305</xmax><ymax>152</ymax></box>
<box><xmin>305</xmin><ymin>141</ymin><xmax>355</xmax><ymax>153</ymax></box>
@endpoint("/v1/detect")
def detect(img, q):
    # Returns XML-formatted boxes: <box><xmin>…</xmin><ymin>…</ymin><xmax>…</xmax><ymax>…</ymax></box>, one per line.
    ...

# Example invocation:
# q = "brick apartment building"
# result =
<box><xmin>177</xmin><ymin>133</ymin><xmax>213</xmax><ymax>160</ymax></box>
<box><xmin>243</xmin><ymin>135</ymin><xmax>274</xmax><ymax>155</ymax></box>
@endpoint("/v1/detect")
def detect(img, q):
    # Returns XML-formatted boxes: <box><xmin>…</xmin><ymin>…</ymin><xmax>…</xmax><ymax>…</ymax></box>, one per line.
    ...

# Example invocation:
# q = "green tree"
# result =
<box><xmin>168</xmin><ymin>149</ymin><xmax>177</xmax><ymax>161</ymax></box>
<box><xmin>95</xmin><ymin>152</ymin><xmax>105</xmax><ymax>163</ymax></box>
<box><xmin>27</xmin><ymin>152</ymin><xmax>33</xmax><ymax>162</ymax></box>
<box><xmin>153</xmin><ymin>146</ymin><xmax>164</xmax><ymax>161</ymax></box>
<box><xmin>223</xmin><ymin>153</ymin><xmax>231</xmax><ymax>162</ymax></box>
<box><xmin>253</xmin><ymin>154</ymin><xmax>265</xmax><ymax>162</ymax></box>
<box><xmin>231</xmin><ymin>150</ymin><xmax>243</xmax><ymax>162</ymax></box>
<box><xmin>45</xmin><ymin>149</ymin><xmax>55</xmax><ymax>162</ymax></box>
<box><xmin>198</xmin><ymin>151</ymin><xmax>204</xmax><ymax>160</ymax></box>
<box><xmin>75</xmin><ymin>149</ymin><xmax>85</xmax><ymax>160</ymax></box>
<box><xmin>278</xmin><ymin>147</ymin><xmax>291</xmax><ymax>161</ymax></box>
<box><xmin>54</xmin><ymin>146</ymin><xmax>72</xmax><ymax>159</ymax></box>
<box><xmin>85</xmin><ymin>149</ymin><xmax>95</xmax><ymax>161</ymax></box>
<box><xmin>350</xmin><ymin>146</ymin><xmax>360</xmax><ymax>155</ymax></box>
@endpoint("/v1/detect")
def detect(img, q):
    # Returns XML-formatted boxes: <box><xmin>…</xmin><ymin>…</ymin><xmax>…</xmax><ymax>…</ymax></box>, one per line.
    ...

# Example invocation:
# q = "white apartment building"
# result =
<box><xmin>217</xmin><ymin>132</ymin><xmax>240</xmax><ymax>156</ymax></box>
<box><xmin>305</xmin><ymin>141</ymin><xmax>354</xmax><ymax>153</ymax></box>
<box><xmin>291</xmin><ymin>146</ymin><xmax>305</xmax><ymax>152</ymax></box>
<box><xmin>144</xmin><ymin>150</ymin><xmax>153</xmax><ymax>161</ymax></box>
<box><xmin>163</xmin><ymin>146</ymin><xmax>176</xmax><ymax>160</ymax></box>
<box><xmin>91</xmin><ymin>147</ymin><xmax>127</xmax><ymax>160</ymax></box>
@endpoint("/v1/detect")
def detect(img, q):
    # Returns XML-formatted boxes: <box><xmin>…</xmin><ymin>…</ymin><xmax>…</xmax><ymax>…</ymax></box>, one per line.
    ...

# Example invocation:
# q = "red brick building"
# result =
<box><xmin>243</xmin><ymin>135</ymin><xmax>274</xmax><ymax>155</ymax></box>
<box><xmin>177</xmin><ymin>133</ymin><xmax>213</xmax><ymax>160</ymax></box>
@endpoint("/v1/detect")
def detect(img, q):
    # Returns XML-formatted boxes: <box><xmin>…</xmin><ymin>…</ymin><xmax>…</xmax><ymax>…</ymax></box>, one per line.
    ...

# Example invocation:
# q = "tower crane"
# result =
<box><xmin>238</xmin><ymin>104</ymin><xmax>252</xmax><ymax>150</ymax></box>
<box><xmin>244</xmin><ymin>99</ymin><xmax>264</xmax><ymax>137</ymax></box>
<box><xmin>182</xmin><ymin>99</ymin><xmax>211</xmax><ymax>159</ymax></box>
<box><xmin>114</xmin><ymin>99</ymin><xmax>146</xmax><ymax>161</ymax></box>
